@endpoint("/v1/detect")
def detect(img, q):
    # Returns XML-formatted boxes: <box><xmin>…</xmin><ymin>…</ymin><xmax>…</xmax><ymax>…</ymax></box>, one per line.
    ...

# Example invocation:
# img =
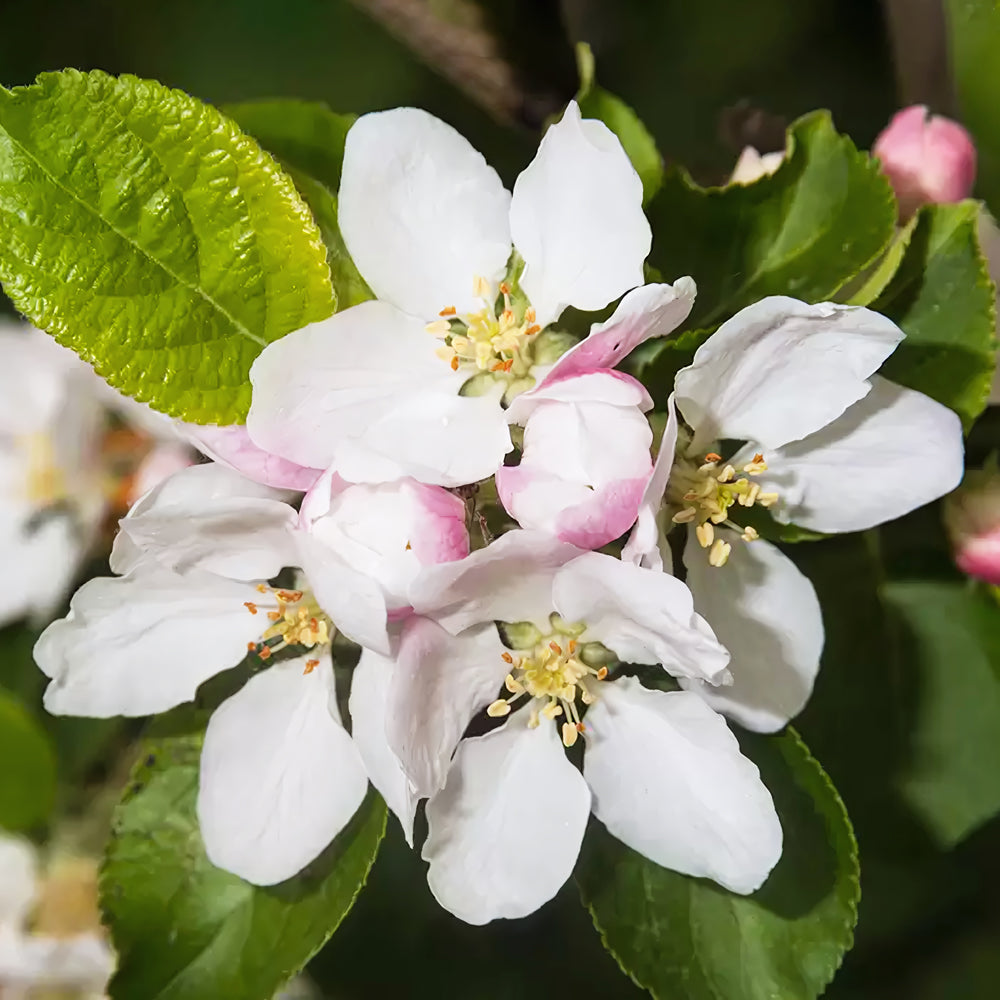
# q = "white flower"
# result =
<box><xmin>623</xmin><ymin>295</ymin><xmax>964</xmax><ymax>731</ymax></box>
<box><xmin>34</xmin><ymin>462</ymin><xmax>470</xmax><ymax>886</ymax></box>
<box><xmin>494</xmin><ymin>280</ymin><xmax>698</xmax><ymax>548</ymax></box>
<box><xmin>0</xmin><ymin>833</ymin><xmax>114</xmax><ymax>995</ymax></box>
<box><xmin>0</xmin><ymin>324</ymin><xmax>107</xmax><ymax>627</ymax></box>
<box><xmin>246</xmin><ymin>101</ymin><xmax>653</xmax><ymax>488</ymax></box>
<box><xmin>350</xmin><ymin>531</ymin><xmax>781</xmax><ymax>924</ymax></box>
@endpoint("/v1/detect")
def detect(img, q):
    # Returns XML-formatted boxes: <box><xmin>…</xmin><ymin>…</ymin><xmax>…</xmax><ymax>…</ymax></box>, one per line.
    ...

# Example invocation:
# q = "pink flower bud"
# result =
<box><xmin>873</xmin><ymin>106</ymin><xmax>976</xmax><ymax>218</ymax></box>
<box><xmin>945</xmin><ymin>469</ymin><xmax>1000</xmax><ymax>585</ymax></box>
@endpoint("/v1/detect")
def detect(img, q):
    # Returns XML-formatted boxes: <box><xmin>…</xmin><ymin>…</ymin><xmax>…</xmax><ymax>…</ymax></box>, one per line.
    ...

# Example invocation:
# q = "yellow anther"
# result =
<box><xmin>504</xmin><ymin>673</ymin><xmax>524</xmax><ymax>694</ymax></box>
<box><xmin>757</xmin><ymin>492</ymin><xmax>779</xmax><ymax>507</ymax></box>
<box><xmin>741</xmin><ymin>525</ymin><xmax>759</xmax><ymax>542</ymax></box>
<box><xmin>717</xmin><ymin>464</ymin><xmax>736</xmax><ymax>483</ymax></box>
<box><xmin>709</xmin><ymin>540</ymin><xmax>732</xmax><ymax>567</ymax></box>
<box><xmin>425</xmin><ymin>319</ymin><xmax>452</xmax><ymax>336</ymax></box>
<box><xmin>562</xmin><ymin>722</ymin><xmax>579</xmax><ymax>747</ymax></box>
<box><xmin>487</xmin><ymin>699</ymin><xmax>512</xmax><ymax>718</ymax></box>
<box><xmin>473</xmin><ymin>275</ymin><xmax>492</xmax><ymax>299</ymax></box>
<box><xmin>696</xmin><ymin>522</ymin><xmax>715</xmax><ymax>548</ymax></box>
<box><xmin>672</xmin><ymin>507</ymin><xmax>697</xmax><ymax>523</ymax></box>
<box><xmin>542</xmin><ymin>702</ymin><xmax>563</xmax><ymax>719</ymax></box>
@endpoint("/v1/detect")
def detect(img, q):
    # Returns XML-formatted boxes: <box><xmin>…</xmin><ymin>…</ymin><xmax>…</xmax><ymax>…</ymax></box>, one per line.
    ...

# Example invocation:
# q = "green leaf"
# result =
<box><xmin>574</xmin><ymin>43</ymin><xmax>663</xmax><ymax>205</ymax></box>
<box><xmin>946</xmin><ymin>0</ymin><xmax>1000</xmax><ymax>218</ymax></box>
<box><xmin>577</xmin><ymin>728</ymin><xmax>859</xmax><ymax>1000</ymax></box>
<box><xmin>226</xmin><ymin>98</ymin><xmax>373</xmax><ymax>309</ymax></box>
<box><xmin>842</xmin><ymin>212</ymin><xmax>920</xmax><ymax>306</ymax></box>
<box><xmin>223</xmin><ymin>99</ymin><xmax>354</xmax><ymax>194</ymax></box>
<box><xmin>101</xmin><ymin>731</ymin><xmax>386</xmax><ymax>1000</ymax></box>
<box><xmin>647</xmin><ymin>111</ymin><xmax>896</xmax><ymax>330</ymax></box>
<box><xmin>0</xmin><ymin>70</ymin><xmax>334</xmax><ymax>424</ymax></box>
<box><xmin>0</xmin><ymin>686</ymin><xmax>57</xmax><ymax>831</ymax></box>
<box><xmin>882</xmin><ymin>580</ymin><xmax>1000</xmax><ymax>847</ymax></box>
<box><xmin>874</xmin><ymin>201</ymin><xmax>996</xmax><ymax>430</ymax></box>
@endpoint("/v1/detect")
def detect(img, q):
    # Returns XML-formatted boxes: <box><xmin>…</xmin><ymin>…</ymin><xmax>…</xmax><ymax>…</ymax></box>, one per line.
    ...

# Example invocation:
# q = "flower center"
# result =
<box><xmin>666</xmin><ymin>451</ymin><xmax>779</xmax><ymax>567</ymax></box>
<box><xmin>426</xmin><ymin>276</ymin><xmax>541</xmax><ymax>380</ymax></box>
<box><xmin>17</xmin><ymin>432</ymin><xmax>69</xmax><ymax>506</ymax></box>
<box><xmin>487</xmin><ymin>621</ymin><xmax>609</xmax><ymax>747</ymax></box>
<box><xmin>244</xmin><ymin>584</ymin><xmax>335</xmax><ymax>673</ymax></box>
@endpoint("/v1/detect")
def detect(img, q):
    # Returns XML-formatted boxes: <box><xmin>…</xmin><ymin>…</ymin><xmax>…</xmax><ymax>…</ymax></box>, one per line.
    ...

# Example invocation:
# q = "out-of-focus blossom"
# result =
<box><xmin>873</xmin><ymin>105</ymin><xmax>977</xmax><ymax>218</ymax></box>
<box><xmin>0</xmin><ymin>833</ymin><xmax>114</xmax><ymax>996</ymax></box>
<box><xmin>945</xmin><ymin>466</ymin><xmax>1000</xmax><ymax>584</ymax></box>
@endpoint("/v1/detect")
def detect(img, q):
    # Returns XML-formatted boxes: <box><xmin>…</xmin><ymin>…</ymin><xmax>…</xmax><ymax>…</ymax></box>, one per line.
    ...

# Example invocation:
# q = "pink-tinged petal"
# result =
<box><xmin>497</xmin><ymin>395</ymin><xmax>652</xmax><ymax>549</ymax></box>
<box><xmin>408</xmin><ymin>529</ymin><xmax>582</xmax><ymax>635</ymax></box>
<box><xmin>874</xmin><ymin>105</ymin><xmax>977</xmax><ymax>218</ymax></box>
<box><xmin>339</xmin><ymin>107</ymin><xmax>512</xmax><ymax>318</ymax></box>
<box><xmin>127</xmin><ymin>442</ymin><xmax>196</xmax><ymax>506</ymax></box>
<box><xmin>506</xmin><ymin>368</ymin><xmax>652</xmax><ymax>426</ymax></box>
<box><xmin>185</xmin><ymin>422</ymin><xmax>323</xmax><ymax>491</ymax></box>
<box><xmin>540</xmin><ymin>279</ymin><xmax>697</xmax><ymax>385</ymax></box>
<box><xmin>298</xmin><ymin>472</ymin><xmax>469</xmax><ymax>617</ymax></box>
<box><xmin>956</xmin><ymin>531</ymin><xmax>1000</xmax><ymax>585</ymax></box>
<box><xmin>622</xmin><ymin>394</ymin><xmax>679</xmax><ymax>571</ymax></box>
<box><xmin>384</xmin><ymin>617</ymin><xmax>509</xmax><ymax>797</ymax></box>
<box><xmin>510</xmin><ymin>102</ymin><xmax>650</xmax><ymax>327</ymax></box>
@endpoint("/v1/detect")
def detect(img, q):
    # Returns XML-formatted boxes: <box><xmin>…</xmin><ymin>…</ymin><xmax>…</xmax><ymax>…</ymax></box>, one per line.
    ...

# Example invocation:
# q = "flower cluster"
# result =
<box><xmin>34</xmin><ymin>102</ymin><xmax>965</xmax><ymax>924</ymax></box>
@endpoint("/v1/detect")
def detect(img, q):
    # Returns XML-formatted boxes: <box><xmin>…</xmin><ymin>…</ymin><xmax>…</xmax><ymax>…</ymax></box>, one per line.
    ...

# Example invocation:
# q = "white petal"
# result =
<box><xmin>300</xmin><ymin>473</ymin><xmax>469</xmax><ymax>612</ymax></box>
<box><xmin>538</xmin><ymin>279</ymin><xmax>697</xmax><ymax>386</ymax></box>
<box><xmin>408</xmin><ymin>529</ymin><xmax>582</xmax><ymax>634</ymax></box>
<box><xmin>198</xmin><ymin>656</ymin><xmax>368</xmax><ymax>886</ymax></box>
<box><xmin>505</xmin><ymin>368</ymin><xmax>652</xmax><ymax>426</ymax></box>
<box><xmin>761</xmin><ymin>375</ymin><xmax>965</xmax><ymax>532</ymax></box>
<box><xmin>339</xmin><ymin>107</ymin><xmax>512</xmax><ymax>318</ymax></box>
<box><xmin>111</xmin><ymin>463</ymin><xmax>298</xmax><ymax>581</ymax></box>
<box><xmin>37</xmin><ymin>569</ymin><xmax>272</xmax><ymax>717</ymax></box>
<box><xmin>622</xmin><ymin>394</ymin><xmax>679</xmax><ymax>571</ymax></box>
<box><xmin>248</xmin><ymin>301</ymin><xmax>510</xmax><ymax>487</ymax></box>
<box><xmin>674</xmin><ymin>297</ymin><xmax>906</xmax><ymax>450</ymax></box>
<box><xmin>294</xmin><ymin>533</ymin><xmax>390</xmax><ymax>656</ymax></box>
<box><xmin>384</xmin><ymin>617</ymin><xmax>508</xmax><ymax>797</ymax></box>
<box><xmin>553</xmin><ymin>552</ymin><xmax>731</xmax><ymax>683</ymax></box>
<box><xmin>126</xmin><ymin>442</ymin><xmax>196</xmax><ymax>507</ymax></box>
<box><xmin>423</xmin><ymin>716</ymin><xmax>591</xmax><ymax>924</ymax></box>
<box><xmin>585</xmin><ymin>678</ymin><xmax>782</xmax><ymax>894</ymax></box>
<box><xmin>184</xmin><ymin>422</ymin><xmax>322</xmax><ymax>491</ymax></box>
<box><xmin>0</xmin><ymin>833</ymin><xmax>38</xmax><ymax>926</ymax></box>
<box><xmin>681</xmin><ymin>531</ymin><xmax>823</xmax><ymax>732</ymax></box>
<box><xmin>510</xmin><ymin>102</ymin><xmax>650</xmax><ymax>326</ymax></box>
<box><xmin>348</xmin><ymin>652</ymin><xmax>418</xmax><ymax>844</ymax></box>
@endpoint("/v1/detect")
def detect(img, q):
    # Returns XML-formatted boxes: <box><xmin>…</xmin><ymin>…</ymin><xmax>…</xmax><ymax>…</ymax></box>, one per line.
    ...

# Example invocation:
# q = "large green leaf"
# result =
<box><xmin>577</xmin><ymin>728</ymin><xmax>859</xmax><ymax>1000</ymax></box>
<box><xmin>0</xmin><ymin>686</ymin><xmax>57</xmax><ymax>831</ymax></box>
<box><xmin>0</xmin><ymin>70</ymin><xmax>334</xmax><ymax>424</ymax></box>
<box><xmin>874</xmin><ymin>201</ymin><xmax>996</xmax><ymax>430</ymax></box>
<box><xmin>100</xmin><ymin>731</ymin><xmax>386</xmax><ymax>1000</ymax></box>
<box><xmin>574</xmin><ymin>43</ymin><xmax>663</xmax><ymax>205</ymax></box>
<box><xmin>226</xmin><ymin>98</ymin><xmax>373</xmax><ymax>309</ymax></box>
<box><xmin>647</xmin><ymin>110</ymin><xmax>896</xmax><ymax>330</ymax></box>
<box><xmin>882</xmin><ymin>580</ymin><xmax>1000</xmax><ymax>847</ymax></box>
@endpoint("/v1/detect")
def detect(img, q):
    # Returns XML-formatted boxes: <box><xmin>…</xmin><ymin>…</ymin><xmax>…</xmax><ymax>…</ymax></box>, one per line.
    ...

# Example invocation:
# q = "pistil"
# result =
<box><xmin>245</xmin><ymin>585</ymin><xmax>335</xmax><ymax>670</ymax></box>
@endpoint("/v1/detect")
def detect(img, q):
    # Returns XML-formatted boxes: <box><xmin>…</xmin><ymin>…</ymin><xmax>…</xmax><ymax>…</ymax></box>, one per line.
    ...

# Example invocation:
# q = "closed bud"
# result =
<box><xmin>873</xmin><ymin>105</ymin><xmax>976</xmax><ymax>219</ymax></box>
<box><xmin>944</xmin><ymin>468</ymin><xmax>1000</xmax><ymax>584</ymax></box>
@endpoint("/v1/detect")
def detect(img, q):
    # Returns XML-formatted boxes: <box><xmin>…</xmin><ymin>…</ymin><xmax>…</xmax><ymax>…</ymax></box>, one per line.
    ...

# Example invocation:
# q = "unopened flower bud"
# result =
<box><xmin>873</xmin><ymin>106</ymin><xmax>976</xmax><ymax>219</ymax></box>
<box><xmin>944</xmin><ymin>469</ymin><xmax>1000</xmax><ymax>584</ymax></box>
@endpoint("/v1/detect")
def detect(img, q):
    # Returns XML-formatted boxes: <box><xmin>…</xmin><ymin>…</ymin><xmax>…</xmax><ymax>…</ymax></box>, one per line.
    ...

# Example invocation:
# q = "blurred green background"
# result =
<box><xmin>4</xmin><ymin>2</ymin><xmax>998</xmax><ymax>997</ymax></box>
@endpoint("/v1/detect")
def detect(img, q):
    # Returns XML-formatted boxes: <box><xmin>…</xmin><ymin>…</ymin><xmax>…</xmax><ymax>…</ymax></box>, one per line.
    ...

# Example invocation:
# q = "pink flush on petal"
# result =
<box><xmin>873</xmin><ymin>105</ymin><xmax>977</xmax><ymax>218</ymax></box>
<box><xmin>955</xmin><ymin>530</ymin><xmax>1000</xmax><ymax>586</ymax></box>
<box><xmin>184</xmin><ymin>423</ymin><xmax>323</xmax><ymax>492</ymax></box>
<box><xmin>405</xmin><ymin>480</ymin><xmax>471</xmax><ymax>565</ymax></box>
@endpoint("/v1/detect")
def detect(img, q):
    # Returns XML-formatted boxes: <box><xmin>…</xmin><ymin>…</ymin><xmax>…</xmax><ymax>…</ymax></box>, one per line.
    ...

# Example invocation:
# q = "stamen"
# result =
<box><xmin>709</xmin><ymin>539</ymin><xmax>732</xmax><ymax>567</ymax></box>
<box><xmin>704</xmin><ymin>452</ymin><xmax>722</xmax><ymax>463</ymax></box>
<box><xmin>425</xmin><ymin>320</ymin><xmax>452</xmax><ymax>336</ymax></box>
<box><xmin>303</xmin><ymin>659</ymin><xmax>319</xmax><ymax>675</ymax></box>
<box><xmin>717</xmin><ymin>464</ymin><xmax>736</xmax><ymax>483</ymax></box>
<box><xmin>243</xmin><ymin>602</ymin><xmax>258</xmax><ymax>615</ymax></box>
<box><xmin>741</xmin><ymin>525</ymin><xmax>759</xmax><ymax>542</ymax></box>
<box><xmin>672</xmin><ymin>507</ymin><xmax>697</xmax><ymax>523</ymax></box>
<box><xmin>696</xmin><ymin>522</ymin><xmax>715</xmax><ymax>548</ymax></box>
<box><xmin>562</xmin><ymin>722</ymin><xmax>579</xmax><ymax>747</ymax></box>
<box><xmin>439</xmin><ymin>306</ymin><xmax>457</xmax><ymax>317</ymax></box>
<box><xmin>487</xmin><ymin>699</ymin><xmax>512</xmax><ymax>718</ymax></box>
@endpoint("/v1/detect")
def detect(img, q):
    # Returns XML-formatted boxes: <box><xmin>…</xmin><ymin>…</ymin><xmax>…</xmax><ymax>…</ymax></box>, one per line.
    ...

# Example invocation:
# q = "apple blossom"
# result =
<box><xmin>34</xmin><ymin>462</ymin><xmax>469</xmax><ymax>886</ymax></box>
<box><xmin>349</xmin><ymin>530</ymin><xmax>781</xmax><ymax>924</ymax></box>
<box><xmin>945</xmin><ymin>466</ymin><xmax>1000</xmax><ymax>585</ymax></box>
<box><xmin>0</xmin><ymin>833</ymin><xmax>113</xmax><ymax>993</ymax></box>
<box><xmin>623</xmin><ymin>295</ymin><xmax>964</xmax><ymax>730</ymax></box>
<box><xmin>0</xmin><ymin>323</ymin><xmax>107</xmax><ymax>626</ymax></box>
<box><xmin>246</xmin><ymin>101</ymin><xmax>655</xmax><ymax>488</ymax></box>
